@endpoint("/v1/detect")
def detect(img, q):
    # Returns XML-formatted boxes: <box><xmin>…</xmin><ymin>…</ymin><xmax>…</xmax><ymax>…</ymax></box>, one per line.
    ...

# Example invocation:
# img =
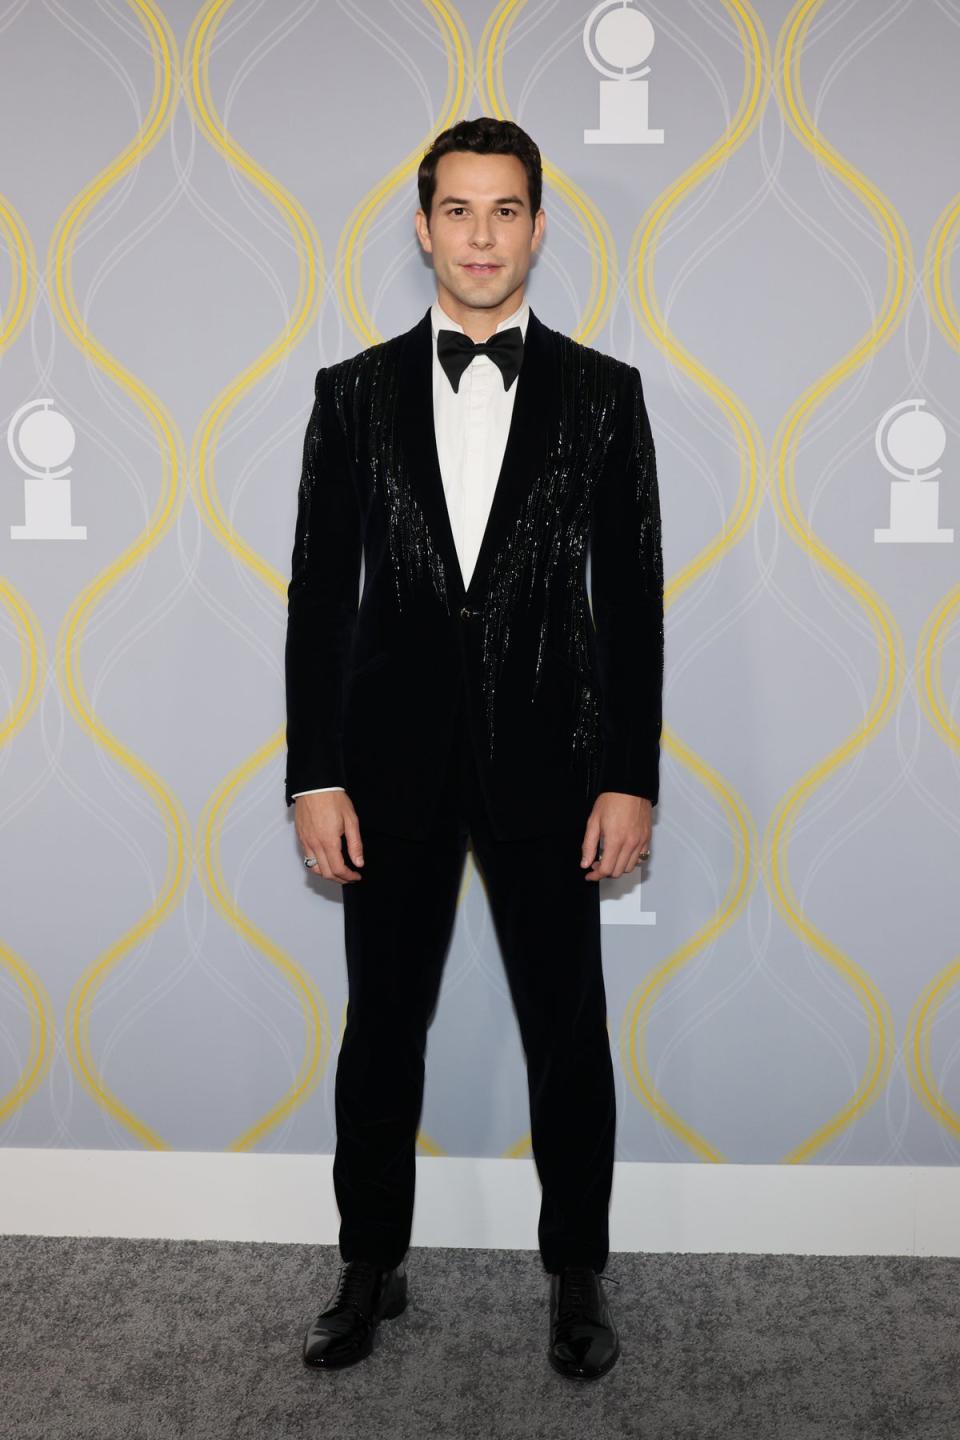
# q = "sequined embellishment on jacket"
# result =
<box><xmin>334</xmin><ymin>344</ymin><xmax>451</xmax><ymax>615</ymax></box>
<box><xmin>470</xmin><ymin>335</ymin><xmax>626</xmax><ymax>797</ymax></box>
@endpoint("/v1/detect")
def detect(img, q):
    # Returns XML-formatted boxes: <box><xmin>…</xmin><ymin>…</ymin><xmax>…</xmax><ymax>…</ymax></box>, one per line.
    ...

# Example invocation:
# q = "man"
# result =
<box><xmin>285</xmin><ymin>117</ymin><xmax>664</xmax><ymax>1382</ymax></box>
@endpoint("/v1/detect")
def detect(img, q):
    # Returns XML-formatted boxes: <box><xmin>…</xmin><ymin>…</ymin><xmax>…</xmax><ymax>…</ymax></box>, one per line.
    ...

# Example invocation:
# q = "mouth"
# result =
<box><xmin>462</xmin><ymin>263</ymin><xmax>501</xmax><ymax>276</ymax></box>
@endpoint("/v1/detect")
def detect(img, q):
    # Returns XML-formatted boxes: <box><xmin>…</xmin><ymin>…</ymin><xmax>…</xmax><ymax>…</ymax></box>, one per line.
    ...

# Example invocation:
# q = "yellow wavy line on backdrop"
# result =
<box><xmin>0</xmin><ymin>197</ymin><xmax>35</xmax><ymax>343</ymax></box>
<box><xmin>927</xmin><ymin>199</ymin><xmax>960</xmax><ymax>351</ymax></box>
<box><xmin>618</xmin><ymin>0</ymin><xmax>768</xmax><ymax>1162</ymax></box>
<box><xmin>478</xmin><ymin>0</ymin><xmax>619</xmax><ymax>1159</ymax></box>
<box><xmin>0</xmin><ymin>590</ymin><xmax>53</xmax><ymax>1122</ymax></box>
<box><xmin>906</xmin><ymin>942</ymin><xmax>960</xmax><ymax>1141</ymax></box>
<box><xmin>760</xmin><ymin>0</ymin><xmax>906</xmax><ymax>1162</ymax></box>
<box><xmin>0</xmin><ymin>205</ymin><xmax>57</xmax><ymax>1121</ymax></box>
<box><xmin>337</xmin><ymin>0</ymin><xmax>473</xmax><ymax>344</ymax></box>
<box><xmin>183</xmin><ymin>0</ymin><xmax>340</xmax><ymax>1151</ymax></box>
<box><xmin>0</xmin><ymin>589</ymin><xmax>55</xmax><ymax>1122</ymax></box>
<box><xmin>54</xmin><ymin>1</ymin><xmax>191</xmax><ymax>1150</ymax></box>
<box><xmin>902</xmin><ymin>197</ymin><xmax>960</xmax><ymax>1134</ymax></box>
<box><xmin>476</xmin><ymin>0</ymin><xmax>617</xmax><ymax>342</ymax></box>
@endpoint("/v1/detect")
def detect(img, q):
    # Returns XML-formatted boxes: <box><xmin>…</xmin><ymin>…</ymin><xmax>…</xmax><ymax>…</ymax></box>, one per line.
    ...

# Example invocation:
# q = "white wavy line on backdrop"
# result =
<box><xmin>735</xmin><ymin>45</ymin><xmax>869</xmax><ymax>1160</ymax></box>
<box><xmin>156</xmin><ymin>139</ymin><xmax>322</xmax><ymax>697</ymax></box>
<box><xmin>208</xmin><ymin>770</ymin><xmax>328</xmax><ymax>1153</ymax></box>
<box><xmin>771</xmin><ymin>8</ymin><xmax>915</xmax><ymax>1167</ymax></box>
<box><xmin>0</xmin><ymin>2</ymin><xmax>190</xmax><ymax>1145</ymax></box>
<box><xmin>8</xmin><ymin>5</ymin><xmax>333</xmax><ymax>1146</ymax></box>
<box><xmin>16</xmin><ymin>1</ymin><xmax>324</xmax><ymax>1144</ymax></box>
<box><xmin>0</xmin><ymin>2</ymin><xmax>30</xmax><ymax>41</ymax></box>
<box><xmin>763</xmin><ymin>0</ymin><xmax>925</xmax><ymax>1163</ymax></box>
<box><xmin>339</xmin><ymin>0</ymin><xmax>447</xmax><ymax>112</ymax></box>
<box><xmin>612</xmin><ymin>8</ymin><xmax>783</xmax><ymax>1147</ymax></box>
<box><xmin>923</xmin><ymin>0</ymin><xmax>960</xmax><ymax>800</ymax></box>
<box><xmin>174</xmin><ymin>5</ymin><xmax>356</xmax><ymax>1138</ymax></box>
<box><xmin>789</xmin><ymin>0</ymin><xmax>956</xmax><ymax>1165</ymax></box>
<box><xmin>157</xmin><ymin>3</ymin><xmax>345</xmax><ymax>708</ymax></box>
<box><xmin>23</xmin><ymin>1</ymin><xmax>165</xmax><ymax>693</ymax></box>
<box><xmin>513</xmin><ymin>1</ymin><xmax>585</xmax><ymax>117</ymax></box>
<box><xmin>444</xmin><ymin>864</ymin><xmax>510</xmax><ymax>1017</ymax></box>
<box><xmin>618</xmin><ymin>1</ymin><xmax>918</xmax><ymax>1158</ymax></box>
<box><xmin>920</xmin><ymin>0</ymin><xmax>960</xmax><ymax>1156</ymax></box>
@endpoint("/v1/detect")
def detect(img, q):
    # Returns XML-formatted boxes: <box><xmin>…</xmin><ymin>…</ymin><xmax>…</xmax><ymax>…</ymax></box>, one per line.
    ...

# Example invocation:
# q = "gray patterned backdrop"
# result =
<box><xmin>1</xmin><ymin>0</ymin><xmax>958</xmax><ymax>1174</ymax></box>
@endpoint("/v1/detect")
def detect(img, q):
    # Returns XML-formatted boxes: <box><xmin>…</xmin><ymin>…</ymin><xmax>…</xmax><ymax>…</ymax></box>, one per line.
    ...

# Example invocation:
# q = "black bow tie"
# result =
<box><xmin>436</xmin><ymin>325</ymin><xmax>524</xmax><ymax>393</ymax></box>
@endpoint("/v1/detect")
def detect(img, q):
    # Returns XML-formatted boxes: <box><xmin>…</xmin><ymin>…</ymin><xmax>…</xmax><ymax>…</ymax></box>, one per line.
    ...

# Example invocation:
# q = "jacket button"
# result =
<box><xmin>459</xmin><ymin>606</ymin><xmax>472</xmax><ymax>620</ymax></box>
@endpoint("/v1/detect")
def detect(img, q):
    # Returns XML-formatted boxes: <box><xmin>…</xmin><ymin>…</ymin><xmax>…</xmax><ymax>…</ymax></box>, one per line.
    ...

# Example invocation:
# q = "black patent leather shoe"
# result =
<box><xmin>547</xmin><ymin>1265</ymin><xmax>621</xmax><ymax>1380</ymax></box>
<box><xmin>302</xmin><ymin>1258</ymin><xmax>408</xmax><ymax>1369</ymax></box>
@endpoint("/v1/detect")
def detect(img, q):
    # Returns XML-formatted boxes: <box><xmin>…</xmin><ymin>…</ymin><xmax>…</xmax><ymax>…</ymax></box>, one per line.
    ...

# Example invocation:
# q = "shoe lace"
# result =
<box><xmin>557</xmin><ymin>1264</ymin><xmax>620</xmax><ymax>1320</ymax></box>
<box><xmin>332</xmin><ymin>1259</ymin><xmax>380</xmax><ymax>1317</ymax></box>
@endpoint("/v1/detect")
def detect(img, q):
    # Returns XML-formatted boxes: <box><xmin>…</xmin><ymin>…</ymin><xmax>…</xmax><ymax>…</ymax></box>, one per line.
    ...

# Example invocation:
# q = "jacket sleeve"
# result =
<box><xmin>589</xmin><ymin>363</ymin><xmax>664</xmax><ymax>804</ymax></box>
<box><xmin>284</xmin><ymin>366</ymin><xmax>362</xmax><ymax>805</ymax></box>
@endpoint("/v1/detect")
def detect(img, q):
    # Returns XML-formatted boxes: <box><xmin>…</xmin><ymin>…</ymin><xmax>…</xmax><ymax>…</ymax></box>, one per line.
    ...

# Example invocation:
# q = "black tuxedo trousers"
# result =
<box><xmin>332</xmin><ymin>673</ymin><xmax>617</xmax><ymax>1275</ymax></box>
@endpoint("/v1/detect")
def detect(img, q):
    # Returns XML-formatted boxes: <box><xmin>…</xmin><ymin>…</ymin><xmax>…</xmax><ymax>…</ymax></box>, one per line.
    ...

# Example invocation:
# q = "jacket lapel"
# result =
<box><xmin>397</xmin><ymin>303</ymin><xmax>556</xmax><ymax>609</ymax></box>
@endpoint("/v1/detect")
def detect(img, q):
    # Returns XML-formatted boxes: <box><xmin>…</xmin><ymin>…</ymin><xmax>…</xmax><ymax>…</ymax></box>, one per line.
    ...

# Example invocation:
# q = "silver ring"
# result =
<box><xmin>639</xmin><ymin>850</ymin><xmax>651</xmax><ymax>860</ymax></box>
<box><xmin>304</xmin><ymin>856</ymin><xmax>318</xmax><ymax>868</ymax></box>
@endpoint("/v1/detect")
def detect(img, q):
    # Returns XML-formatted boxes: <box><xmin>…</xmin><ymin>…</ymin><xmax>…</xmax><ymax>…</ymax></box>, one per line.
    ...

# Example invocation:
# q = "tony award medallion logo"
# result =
<box><xmin>583</xmin><ymin>1</ymin><xmax>664</xmax><ymax>145</ymax></box>
<box><xmin>9</xmin><ymin>399</ymin><xmax>86</xmax><ymax>540</ymax></box>
<box><xmin>874</xmin><ymin>400</ymin><xmax>952</xmax><ymax>544</ymax></box>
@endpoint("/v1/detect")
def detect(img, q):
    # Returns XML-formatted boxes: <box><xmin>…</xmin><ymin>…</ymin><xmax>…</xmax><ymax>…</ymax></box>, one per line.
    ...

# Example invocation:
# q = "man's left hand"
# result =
<box><xmin>580</xmin><ymin>792</ymin><xmax>652</xmax><ymax>881</ymax></box>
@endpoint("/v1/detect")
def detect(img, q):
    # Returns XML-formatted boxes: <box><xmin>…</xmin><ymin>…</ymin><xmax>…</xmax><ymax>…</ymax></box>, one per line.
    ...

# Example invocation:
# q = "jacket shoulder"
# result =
<box><xmin>315</xmin><ymin>332</ymin><xmax>404</xmax><ymax>429</ymax></box>
<box><xmin>323</xmin><ymin>332</ymin><xmax>401</xmax><ymax>386</ymax></box>
<box><xmin>547</xmin><ymin>325</ymin><xmax>637</xmax><ymax>394</ymax></box>
<box><xmin>543</xmin><ymin>328</ymin><xmax>648</xmax><ymax>462</ymax></box>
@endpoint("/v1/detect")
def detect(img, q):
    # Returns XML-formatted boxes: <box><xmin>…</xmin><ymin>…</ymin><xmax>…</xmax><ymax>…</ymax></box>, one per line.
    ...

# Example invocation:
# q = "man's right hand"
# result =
<box><xmin>295</xmin><ymin>791</ymin><xmax>364</xmax><ymax>884</ymax></box>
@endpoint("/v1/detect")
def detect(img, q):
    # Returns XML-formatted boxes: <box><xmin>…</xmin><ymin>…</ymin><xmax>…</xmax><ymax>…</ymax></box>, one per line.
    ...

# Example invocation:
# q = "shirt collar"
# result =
<box><xmin>431</xmin><ymin>296</ymin><xmax>529</xmax><ymax>344</ymax></box>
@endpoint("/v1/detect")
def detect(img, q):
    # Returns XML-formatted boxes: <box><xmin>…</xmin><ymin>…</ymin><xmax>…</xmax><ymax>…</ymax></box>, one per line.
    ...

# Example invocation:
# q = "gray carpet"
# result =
<box><xmin>2</xmin><ymin>1236</ymin><xmax>958</xmax><ymax>1439</ymax></box>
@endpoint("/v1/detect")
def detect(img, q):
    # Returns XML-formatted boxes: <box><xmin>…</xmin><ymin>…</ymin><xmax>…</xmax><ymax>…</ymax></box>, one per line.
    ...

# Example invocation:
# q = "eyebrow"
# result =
<box><xmin>436</xmin><ymin>194</ymin><xmax>527</xmax><ymax>209</ymax></box>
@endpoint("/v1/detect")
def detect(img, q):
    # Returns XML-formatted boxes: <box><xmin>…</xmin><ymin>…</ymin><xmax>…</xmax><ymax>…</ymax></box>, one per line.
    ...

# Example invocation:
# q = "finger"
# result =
<box><xmin>342</xmin><ymin>811</ymin><xmax>364</xmax><ymax>868</ymax></box>
<box><xmin>304</xmin><ymin>835</ymin><xmax>353</xmax><ymax>884</ymax></box>
<box><xmin>323</xmin><ymin>836</ymin><xmax>362</xmax><ymax>884</ymax></box>
<box><xmin>308</xmin><ymin>843</ymin><xmax>336</xmax><ymax>882</ymax></box>
<box><xmin>298</xmin><ymin>830</ymin><xmax>323</xmax><ymax>876</ymax></box>
<box><xmin>590</xmin><ymin>836</ymin><xmax>628</xmax><ymax>880</ymax></box>
<box><xmin>580</xmin><ymin>813</ymin><xmax>601</xmax><ymax>868</ymax></box>
<box><xmin>609</xmin><ymin>837</ymin><xmax>637</xmax><ymax>878</ymax></box>
<box><xmin>584</xmin><ymin>844</ymin><xmax>609</xmax><ymax>881</ymax></box>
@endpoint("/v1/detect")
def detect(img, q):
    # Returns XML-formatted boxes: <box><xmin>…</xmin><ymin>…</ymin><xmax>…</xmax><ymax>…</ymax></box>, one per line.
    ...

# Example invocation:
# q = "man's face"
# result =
<box><xmin>415</xmin><ymin>150</ymin><xmax>545</xmax><ymax>323</ymax></box>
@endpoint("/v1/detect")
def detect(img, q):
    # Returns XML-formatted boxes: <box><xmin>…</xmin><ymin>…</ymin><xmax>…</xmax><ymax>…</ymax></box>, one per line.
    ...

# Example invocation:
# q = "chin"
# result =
<box><xmin>453</xmin><ymin>278</ymin><xmax>510</xmax><ymax>305</ymax></box>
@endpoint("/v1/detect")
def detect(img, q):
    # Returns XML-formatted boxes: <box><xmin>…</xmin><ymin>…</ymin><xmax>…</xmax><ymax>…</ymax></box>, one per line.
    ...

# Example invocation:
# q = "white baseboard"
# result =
<box><xmin>2</xmin><ymin>1149</ymin><xmax>959</xmax><ymax>1255</ymax></box>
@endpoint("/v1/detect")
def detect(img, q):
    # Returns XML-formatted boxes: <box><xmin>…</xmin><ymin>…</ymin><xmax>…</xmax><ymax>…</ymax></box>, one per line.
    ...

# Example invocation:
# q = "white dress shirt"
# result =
<box><xmin>293</xmin><ymin>296</ymin><xmax>530</xmax><ymax>799</ymax></box>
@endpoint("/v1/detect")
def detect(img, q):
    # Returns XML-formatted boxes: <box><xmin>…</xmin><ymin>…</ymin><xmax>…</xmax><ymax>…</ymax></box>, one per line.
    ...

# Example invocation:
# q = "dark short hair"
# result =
<box><xmin>417</xmin><ymin>117</ymin><xmax>542</xmax><ymax>229</ymax></box>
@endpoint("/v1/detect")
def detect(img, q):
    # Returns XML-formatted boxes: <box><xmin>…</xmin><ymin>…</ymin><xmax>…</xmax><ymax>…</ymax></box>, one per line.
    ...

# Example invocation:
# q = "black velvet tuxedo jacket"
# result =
<box><xmin>284</xmin><ymin>304</ymin><xmax>664</xmax><ymax>842</ymax></box>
